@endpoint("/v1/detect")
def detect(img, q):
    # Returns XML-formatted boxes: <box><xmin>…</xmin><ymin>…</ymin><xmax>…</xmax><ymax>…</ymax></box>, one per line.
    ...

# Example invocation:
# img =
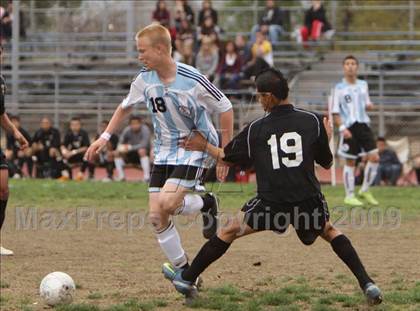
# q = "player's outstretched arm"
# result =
<box><xmin>180</xmin><ymin>130</ymin><xmax>228</xmax><ymax>165</ymax></box>
<box><xmin>0</xmin><ymin>113</ymin><xmax>29</xmax><ymax>149</ymax></box>
<box><xmin>85</xmin><ymin>104</ymin><xmax>133</xmax><ymax>161</ymax></box>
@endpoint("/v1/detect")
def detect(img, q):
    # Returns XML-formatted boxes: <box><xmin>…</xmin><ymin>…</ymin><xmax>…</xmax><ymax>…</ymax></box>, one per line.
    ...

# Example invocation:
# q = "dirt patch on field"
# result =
<box><xmin>1</xmin><ymin>207</ymin><xmax>420</xmax><ymax>310</ymax></box>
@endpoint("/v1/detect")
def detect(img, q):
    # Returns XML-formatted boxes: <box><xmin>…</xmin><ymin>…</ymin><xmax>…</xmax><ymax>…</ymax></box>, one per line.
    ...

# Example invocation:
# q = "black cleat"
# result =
<box><xmin>201</xmin><ymin>193</ymin><xmax>219</xmax><ymax>239</ymax></box>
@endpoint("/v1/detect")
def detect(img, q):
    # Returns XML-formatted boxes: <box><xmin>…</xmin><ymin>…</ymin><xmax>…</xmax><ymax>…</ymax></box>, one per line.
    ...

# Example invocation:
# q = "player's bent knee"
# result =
<box><xmin>148</xmin><ymin>212</ymin><xmax>167</xmax><ymax>231</ymax></box>
<box><xmin>219</xmin><ymin>220</ymin><xmax>243</xmax><ymax>242</ymax></box>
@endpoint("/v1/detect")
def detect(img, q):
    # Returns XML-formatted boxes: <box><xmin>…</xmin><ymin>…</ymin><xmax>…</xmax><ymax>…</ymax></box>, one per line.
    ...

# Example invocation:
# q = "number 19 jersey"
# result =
<box><xmin>222</xmin><ymin>104</ymin><xmax>332</xmax><ymax>203</ymax></box>
<box><xmin>121</xmin><ymin>62</ymin><xmax>232</xmax><ymax>168</ymax></box>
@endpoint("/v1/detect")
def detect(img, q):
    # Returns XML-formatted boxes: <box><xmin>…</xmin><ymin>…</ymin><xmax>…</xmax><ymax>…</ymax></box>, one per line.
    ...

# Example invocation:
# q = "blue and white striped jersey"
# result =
<box><xmin>121</xmin><ymin>62</ymin><xmax>232</xmax><ymax>168</ymax></box>
<box><xmin>331</xmin><ymin>78</ymin><xmax>372</xmax><ymax>128</ymax></box>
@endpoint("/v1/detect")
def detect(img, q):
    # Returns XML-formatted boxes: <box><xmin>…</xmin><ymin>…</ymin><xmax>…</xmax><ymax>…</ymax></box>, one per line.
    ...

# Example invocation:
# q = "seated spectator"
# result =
<box><xmin>196</xmin><ymin>36</ymin><xmax>219</xmax><ymax>82</ymax></box>
<box><xmin>92</xmin><ymin>120</ymin><xmax>119</xmax><ymax>182</ymax></box>
<box><xmin>60</xmin><ymin>117</ymin><xmax>94</xmax><ymax>181</ymax></box>
<box><xmin>114</xmin><ymin>116</ymin><xmax>151</xmax><ymax>182</ymax></box>
<box><xmin>374</xmin><ymin>137</ymin><xmax>402</xmax><ymax>186</ymax></box>
<box><xmin>294</xmin><ymin>0</ymin><xmax>335</xmax><ymax>46</ymax></box>
<box><xmin>175</xmin><ymin>0</ymin><xmax>195</xmax><ymax>26</ymax></box>
<box><xmin>32</xmin><ymin>117</ymin><xmax>61</xmax><ymax>178</ymax></box>
<box><xmin>235</xmin><ymin>34</ymin><xmax>252</xmax><ymax>65</ymax></box>
<box><xmin>241</xmin><ymin>31</ymin><xmax>273</xmax><ymax>80</ymax></box>
<box><xmin>251</xmin><ymin>0</ymin><xmax>284</xmax><ymax>43</ymax></box>
<box><xmin>196</xmin><ymin>16</ymin><xmax>221</xmax><ymax>48</ymax></box>
<box><xmin>152</xmin><ymin>0</ymin><xmax>170</xmax><ymax>28</ymax></box>
<box><xmin>175</xmin><ymin>18</ymin><xmax>195</xmax><ymax>65</ymax></box>
<box><xmin>198</xmin><ymin>0</ymin><xmax>218</xmax><ymax>27</ymax></box>
<box><xmin>5</xmin><ymin>115</ymin><xmax>32</xmax><ymax>178</ymax></box>
<box><xmin>217</xmin><ymin>41</ymin><xmax>242</xmax><ymax>89</ymax></box>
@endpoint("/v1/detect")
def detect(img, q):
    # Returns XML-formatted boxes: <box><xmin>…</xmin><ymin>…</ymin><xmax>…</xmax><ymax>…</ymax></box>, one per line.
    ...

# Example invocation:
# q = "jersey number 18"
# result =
<box><xmin>150</xmin><ymin>97</ymin><xmax>167</xmax><ymax>113</ymax></box>
<box><xmin>267</xmin><ymin>132</ymin><xmax>303</xmax><ymax>168</ymax></box>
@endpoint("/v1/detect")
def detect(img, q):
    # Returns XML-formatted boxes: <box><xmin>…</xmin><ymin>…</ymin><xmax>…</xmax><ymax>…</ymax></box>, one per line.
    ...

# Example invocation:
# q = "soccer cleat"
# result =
<box><xmin>162</xmin><ymin>263</ymin><xmax>198</xmax><ymax>298</ymax></box>
<box><xmin>364</xmin><ymin>282</ymin><xmax>383</xmax><ymax>305</ymax></box>
<box><xmin>344</xmin><ymin>195</ymin><xmax>364</xmax><ymax>207</ymax></box>
<box><xmin>358</xmin><ymin>190</ymin><xmax>379</xmax><ymax>206</ymax></box>
<box><xmin>162</xmin><ymin>262</ymin><xmax>203</xmax><ymax>290</ymax></box>
<box><xmin>0</xmin><ymin>246</ymin><xmax>14</xmax><ymax>256</ymax></box>
<box><xmin>201</xmin><ymin>193</ymin><xmax>219</xmax><ymax>239</ymax></box>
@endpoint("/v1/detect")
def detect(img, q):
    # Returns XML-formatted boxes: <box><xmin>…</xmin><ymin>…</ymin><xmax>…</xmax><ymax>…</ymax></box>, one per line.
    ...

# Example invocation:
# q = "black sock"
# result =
<box><xmin>0</xmin><ymin>200</ymin><xmax>8</xmax><ymax>230</ymax></box>
<box><xmin>81</xmin><ymin>160</ymin><xmax>88</xmax><ymax>173</ymax></box>
<box><xmin>106</xmin><ymin>161</ymin><xmax>114</xmax><ymax>178</ymax></box>
<box><xmin>26</xmin><ymin>157</ymin><xmax>34</xmax><ymax>177</ymax></box>
<box><xmin>182</xmin><ymin>236</ymin><xmax>231</xmax><ymax>282</ymax></box>
<box><xmin>331</xmin><ymin>234</ymin><xmax>373</xmax><ymax>289</ymax></box>
<box><xmin>88</xmin><ymin>162</ymin><xmax>95</xmax><ymax>178</ymax></box>
<box><xmin>17</xmin><ymin>157</ymin><xmax>25</xmax><ymax>174</ymax></box>
<box><xmin>200</xmin><ymin>193</ymin><xmax>213</xmax><ymax>212</ymax></box>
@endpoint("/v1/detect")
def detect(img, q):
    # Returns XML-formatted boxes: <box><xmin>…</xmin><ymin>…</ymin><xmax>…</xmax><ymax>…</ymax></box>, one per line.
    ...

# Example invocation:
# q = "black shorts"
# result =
<box><xmin>124</xmin><ymin>150</ymin><xmax>140</xmax><ymax>165</ymax></box>
<box><xmin>67</xmin><ymin>153</ymin><xmax>85</xmax><ymax>164</ymax></box>
<box><xmin>241</xmin><ymin>194</ymin><xmax>330</xmax><ymax>245</ymax></box>
<box><xmin>0</xmin><ymin>148</ymin><xmax>8</xmax><ymax>169</ymax></box>
<box><xmin>338</xmin><ymin>122</ymin><xmax>377</xmax><ymax>159</ymax></box>
<box><xmin>149</xmin><ymin>165</ymin><xmax>207</xmax><ymax>192</ymax></box>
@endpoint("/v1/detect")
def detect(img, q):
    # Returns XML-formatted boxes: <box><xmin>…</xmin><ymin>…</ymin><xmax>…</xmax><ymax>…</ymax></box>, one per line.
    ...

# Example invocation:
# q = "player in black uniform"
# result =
<box><xmin>5</xmin><ymin>115</ymin><xmax>33</xmax><ymax>178</ymax></box>
<box><xmin>60</xmin><ymin>117</ymin><xmax>94</xmax><ymax>180</ymax></box>
<box><xmin>0</xmin><ymin>45</ymin><xmax>29</xmax><ymax>256</ymax></box>
<box><xmin>32</xmin><ymin>117</ymin><xmax>62</xmax><ymax>178</ymax></box>
<box><xmin>162</xmin><ymin>68</ymin><xmax>383</xmax><ymax>305</ymax></box>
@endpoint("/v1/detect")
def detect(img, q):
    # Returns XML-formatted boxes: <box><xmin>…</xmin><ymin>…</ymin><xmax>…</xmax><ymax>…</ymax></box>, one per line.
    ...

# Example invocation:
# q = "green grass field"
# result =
<box><xmin>2</xmin><ymin>179</ymin><xmax>420</xmax><ymax>311</ymax></box>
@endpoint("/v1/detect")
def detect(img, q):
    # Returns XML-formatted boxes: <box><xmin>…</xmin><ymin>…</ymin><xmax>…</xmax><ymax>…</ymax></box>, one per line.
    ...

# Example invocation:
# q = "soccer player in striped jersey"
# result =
<box><xmin>331</xmin><ymin>55</ymin><xmax>379</xmax><ymax>207</ymax></box>
<box><xmin>86</xmin><ymin>24</ymin><xmax>233</xmax><ymax>273</ymax></box>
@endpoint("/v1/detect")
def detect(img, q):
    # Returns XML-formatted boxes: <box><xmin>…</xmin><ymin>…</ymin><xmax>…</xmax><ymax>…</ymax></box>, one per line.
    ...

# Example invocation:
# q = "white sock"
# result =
<box><xmin>175</xmin><ymin>194</ymin><xmax>204</xmax><ymax>216</ymax></box>
<box><xmin>114</xmin><ymin>158</ymin><xmax>125</xmax><ymax>179</ymax></box>
<box><xmin>343</xmin><ymin>165</ymin><xmax>355</xmax><ymax>197</ymax></box>
<box><xmin>361</xmin><ymin>161</ymin><xmax>379</xmax><ymax>192</ymax></box>
<box><xmin>156</xmin><ymin>221</ymin><xmax>188</xmax><ymax>268</ymax></box>
<box><xmin>140</xmin><ymin>156</ymin><xmax>150</xmax><ymax>180</ymax></box>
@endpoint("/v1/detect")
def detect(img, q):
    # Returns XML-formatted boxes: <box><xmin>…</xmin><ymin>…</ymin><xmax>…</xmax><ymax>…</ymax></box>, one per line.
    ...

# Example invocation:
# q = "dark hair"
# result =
<box><xmin>255</xmin><ymin>68</ymin><xmax>289</xmax><ymax>100</ymax></box>
<box><xmin>377</xmin><ymin>136</ymin><xmax>386</xmax><ymax>142</ymax></box>
<box><xmin>343</xmin><ymin>55</ymin><xmax>359</xmax><ymax>65</ymax></box>
<box><xmin>70</xmin><ymin>117</ymin><xmax>81</xmax><ymax>122</ymax></box>
<box><xmin>101</xmin><ymin>120</ymin><xmax>109</xmax><ymax>125</ymax></box>
<box><xmin>10</xmin><ymin>114</ymin><xmax>20</xmax><ymax>121</ymax></box>
<box><xmin>129</xmin><ymin>115</ymin><xmax>142</xmax><ymax>123</ymax></box>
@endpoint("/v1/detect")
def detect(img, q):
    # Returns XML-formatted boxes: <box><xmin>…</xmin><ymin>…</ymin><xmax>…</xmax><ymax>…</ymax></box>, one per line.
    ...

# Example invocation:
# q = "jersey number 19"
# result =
<box><xmin>267</xmin><ymin>132</ymin><xmax>303</xmax><ymax>169</ymax></box>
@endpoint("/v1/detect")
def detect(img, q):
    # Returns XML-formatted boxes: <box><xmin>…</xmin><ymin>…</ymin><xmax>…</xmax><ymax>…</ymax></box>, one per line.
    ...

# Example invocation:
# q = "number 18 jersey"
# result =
<box><xmin>121</xmin><ymin>62</ymin><xmax>232</xmax><ymax>168</ymax></box>
<box><xmin>222</xmin><ymin>104</ymin><xmax>332</xmax><ymax>203</ymax></box>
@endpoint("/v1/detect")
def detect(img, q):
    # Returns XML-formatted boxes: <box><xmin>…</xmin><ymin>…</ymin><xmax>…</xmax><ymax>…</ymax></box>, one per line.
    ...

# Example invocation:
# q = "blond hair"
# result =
<box><xmin>136</xmin><ymin>23</ymin><xmax>172</xmax><ymax>54</ymax></box>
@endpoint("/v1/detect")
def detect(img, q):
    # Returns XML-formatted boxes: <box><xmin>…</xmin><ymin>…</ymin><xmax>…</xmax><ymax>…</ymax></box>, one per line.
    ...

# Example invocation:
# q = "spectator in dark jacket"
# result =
<box><xmin>296</xmin><ymin>0</ymin><xmax>334</xmax><ymax>45</ymax></box>
<box><xmin>250</xmin><ymin>0</ymin><xmax>284</xmax><ymax>43</ymax></box>
<box><xmin>198</xmin><ymin>0</ymin><xmax>218</xmax><ymax>27</ymax></box>
<box><xmin>374</xmin><ymin>137</ymin><xmax>402</xmax><ymax>186</ymax></box>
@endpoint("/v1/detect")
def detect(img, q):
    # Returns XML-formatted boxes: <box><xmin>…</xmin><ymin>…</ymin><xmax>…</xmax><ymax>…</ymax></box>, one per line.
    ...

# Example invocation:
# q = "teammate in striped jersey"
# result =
<box><xmin>331</xmin><ymin>55</ymin><xmax>379</xmax><ymax>207</ymax></box>
<box><xmin>86</xmin><ymin>24</ymin><xmax>233</xmax><ymax>273</ymax></box>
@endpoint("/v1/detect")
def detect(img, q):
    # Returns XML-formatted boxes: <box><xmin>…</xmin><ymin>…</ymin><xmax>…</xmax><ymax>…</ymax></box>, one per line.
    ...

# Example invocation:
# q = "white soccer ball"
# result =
<box><xmin>39</xmin><ymin>272</ymin><xmax>76</xmax><ymax>306</ymax></box>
